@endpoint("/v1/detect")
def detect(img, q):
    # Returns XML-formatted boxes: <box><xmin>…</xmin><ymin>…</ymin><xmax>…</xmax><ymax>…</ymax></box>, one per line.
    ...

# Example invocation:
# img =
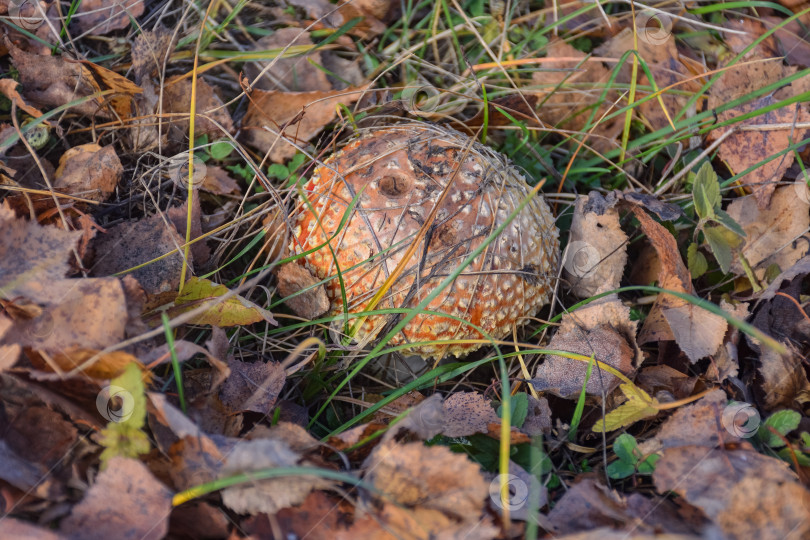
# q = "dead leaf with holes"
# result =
<box><xmin>240</xmin><ymin>85</ymin><xmax>368</xmax><ymax>163</ymax></box>
<box><xmin>53</xmin><ymin>143</ymin><xmax>122</xmax><ymax>203</ymax></box>
<box><xmin>633</xmin><ymin>207</ymin><xmax>728</xmax><ymax>362</ymax></box>
<box><xmin>532</xmin><ymin>295</ymin><xmax>639</xmax><ymax>399</ymax></box>
<box><xmin>73</xmin><ymin>0</ymin><xmax>145</xmax><ymax>35</ymax></box>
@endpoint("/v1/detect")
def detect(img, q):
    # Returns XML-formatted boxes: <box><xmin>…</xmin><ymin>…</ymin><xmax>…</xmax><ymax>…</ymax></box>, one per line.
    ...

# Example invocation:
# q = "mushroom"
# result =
<box><xmin>290</xmin><ymin>122</ymin><xmax>559</xmax><ymax>358</ymax></box>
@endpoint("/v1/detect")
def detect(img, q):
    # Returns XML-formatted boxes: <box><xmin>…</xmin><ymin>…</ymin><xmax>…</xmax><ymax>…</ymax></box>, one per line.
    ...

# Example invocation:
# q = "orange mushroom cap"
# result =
<box><xmin>290</xmin><ymin>123</ymin><xmax>559</xmax><ymax>358</ymax></box>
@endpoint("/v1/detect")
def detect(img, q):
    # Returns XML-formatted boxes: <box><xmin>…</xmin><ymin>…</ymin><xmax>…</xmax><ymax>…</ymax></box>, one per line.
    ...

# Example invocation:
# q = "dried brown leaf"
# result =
<box><xmin>442</xmin><ymin>391</ymin><xmax>500</xmax><ymax>437</ymax></box>
<box><xmin>726</xmin><ymin>186</ymin><xmax>810</xmax><ymax>277</ymax></box>
<box><xmin>167</xmin><ymin>198</ymin><xmax>209</xmax><ymax>266</ymax></box>
<box><xmin>632</xmin><ymin>207</ymin><xmax>728</xmax><ymax>361</ymax></box>
<box><xmin>74</xmin><ymin>0</ymin><xmax>145</xmax><ymax>35</ymax></box>
<box><xmin>60</xmin><ymin>457</ymin><xmax>172</xmax><ymax>540</ymax></box>
<box><xmin>532</xmin><ymin>40</ymin><xmax>623</xmax><ymax>153</ymax></box>
<box><xmin>240</xmin><ymin>86</ymin><xmax>367</xmax><ymax>163</ymax></box>
<box><xmin>162</xmin><ymin>75</ymin><xmax>234</xmax><ymax>143</ymax></box>
<box><xmin>0</xmin><ymin>78</ymin><xmax>45</xmax><ymax>118</ymax></box>
<box><xmin>53</xmin><ymin>143</ymin><xmax>122</xmax><ymax>203</ymax></box>
<box><xmin>2</xmin><ymin>278</ymin><xmax>131</xmax><ymax>365</ymax></box>
<box><xmin>220</xmin><ymin>438</ymin><xmax>331</xmax><ymax>515</ymax></box>
<box><xmin>758</xmin><ymin>346</ymin><xmax>810</xmax><ymax>411</ymax></box>
<box><xmin>716</xmin><ymin>97</ymin><xmax>810</xmax><ymax>208</ymax></box>
<box><xmin>244</xmin><ymin>28</ymin><xmax>332</xmax><ymax>92</ymax></box>
<box><xmin>90</xmin><ymin>212</ymin><xmax>189</xmax><ymax>296</ymax></box>
<box><xmin>547</xmin><ymin>478</ymin><xmax>652</xmax><ymax>535</ymax></box>
<box><xmin>363</xmin><ymin>440</ymin><xmax>488</xmax><ymax>520</ymax></box>
<box><xmin>131</xmin><ymin>27</ymin><xmax>175</xmax><ymax>84</ymax></box>
<box><xmin>276</xmin><ymin>263</ymin><xmax>330</xmax><ymax>319</ymax></box>
<box><xmin>652</xmin><ymin>445</ymin><xmax>810</xmax><ymax>540</ymax></box>
<box><xmin>563</xmin><ymin>192</ymin><xmax>628</xmax><ymax>298</ymax></box>
<box><xmin>534</xmin><ymin>296</ymin><xmax>638</xmax><ymax>399</ymax></box>
<box><xmin>219</xmin><ymin>358</ymin><xmax>286</xmax><ymax>415</ymax></box>
<box><xmin>8</xmin><ymin>42</ymin><xmax>142</xmax><ymax>119</ymax></box>
<box><xmin>198</xmin><ymin>165</ymin><xmax>240</xmax><ymax>195</ymax></box>
<box><xmin>0</xmin><ymin>200</ymin><xmax>81</xmax><ymax>304</ymax></box>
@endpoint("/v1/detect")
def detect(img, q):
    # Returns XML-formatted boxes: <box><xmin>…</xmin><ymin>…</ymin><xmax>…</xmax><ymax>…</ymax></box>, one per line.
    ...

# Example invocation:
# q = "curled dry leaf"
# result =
<box><xmin>90</xmin><ymin>212</ymin><xmax>189</xmax><ymax>296</ymax></box>
<box><xmin>220</xmin><ymin>438</ymin><xmax>332</xmax><ymax>515</ymax></box>
<box><xmin>632</xmin><ymin>207</ymin><xmax>728</xmax><ymax>362</ymax></box>
<box><xmin>53</xmin><ymin>143</ymin><xmax>122</xmax><ymax>203</ymax></box>
<box><xmin>533</xmin><ymin>296</ymin><xmax>639</xmax><ymax>399</ymax></box>
<box><xmin>8</xmin><ymin>41</ymin><xmax>142</xmax><ymax>120</ymax></box>
<box><xmin>276</xmin><ymin>263</ymin><xmax>330</xmax><ymax>320</ymax></box>
<box><xmin>750</xmin><ymin>277</ymin><xmax>810</xmax><ymax>409</ymax></box>
<box><xmin>725</xmin><ymin>186</ymin><xmax>810</xmax><ymax>278</ymax></box>
<box><xmin>73</xmin><ymin>0</ymin><xmax>144</xmax><ymax>35</ymax></box>
<box><xmin>363</xmin><ymin>440</ymin><xmax>488</xmax><ymax>521</ymax></box>
<box><xmin>59</xmin><ymin>457</ymin><xmax>172</xmax><ymax>540</ymax></box>
<box><xmin>240</xmin><ymin>86</ymin><xmax>368</xmax><ymax>163</ymax></box>
<box><xmin>0</xmin><ymin>78</ymin><xmax>45</xmax><ymax>119</ymax></box>
<box><xmin>564</xmin><ymin>191</ymin><xmax>628</xmax><ymax>298</ymax></box>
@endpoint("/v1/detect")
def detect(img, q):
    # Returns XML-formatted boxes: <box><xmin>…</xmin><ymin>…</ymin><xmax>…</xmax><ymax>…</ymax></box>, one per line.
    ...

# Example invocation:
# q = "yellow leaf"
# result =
<box><xmin>174</xmin><ymin>277</ymin><xmax>277</xmax><ymax>327</ymax></box>
<box><xmin>98</xmin><ymin>363</ymin><xmax>150</xmax><ymax>468</ymax></box>
<box><xmin>592</xmin><ymin>383</ymin><xmax>660</xmax><ymax>432</ymax></box>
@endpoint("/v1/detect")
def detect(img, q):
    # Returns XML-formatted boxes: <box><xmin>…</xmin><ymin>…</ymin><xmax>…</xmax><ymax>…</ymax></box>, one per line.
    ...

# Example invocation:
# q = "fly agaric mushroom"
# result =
<box><xmin>290</xmin><ymin>123</ymin><xmax>559</xmax><ymax>358</ymax></box>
